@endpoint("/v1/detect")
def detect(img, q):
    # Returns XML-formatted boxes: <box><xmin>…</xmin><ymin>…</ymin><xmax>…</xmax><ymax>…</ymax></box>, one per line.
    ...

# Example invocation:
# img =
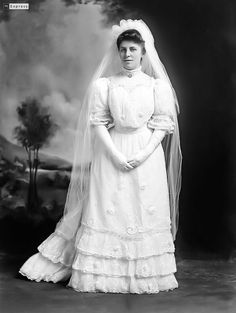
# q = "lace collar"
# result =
<box><xmin>120</xmin><ymin>65</ymin><xmax>142</xmax><ymax>78</ymax></box>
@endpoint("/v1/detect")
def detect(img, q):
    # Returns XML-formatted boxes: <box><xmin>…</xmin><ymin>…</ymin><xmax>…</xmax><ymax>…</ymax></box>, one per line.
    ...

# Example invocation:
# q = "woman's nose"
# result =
<box><xmin>125</xmin><ymin>49</ymin><xmax>131</xmax><ymax>57</ymax></box>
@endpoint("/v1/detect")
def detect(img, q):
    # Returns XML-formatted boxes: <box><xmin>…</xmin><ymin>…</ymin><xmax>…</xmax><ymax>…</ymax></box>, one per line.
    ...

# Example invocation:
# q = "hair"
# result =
<box><xmin>116</xmin><ymin>29</ymin><xmax>146</xmax><ymax>54</ymax></box>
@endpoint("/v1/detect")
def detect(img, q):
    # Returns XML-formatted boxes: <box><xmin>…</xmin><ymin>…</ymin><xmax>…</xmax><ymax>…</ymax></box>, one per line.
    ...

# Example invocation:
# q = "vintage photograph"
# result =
<box><xmin>0</xmin><ymin>0</ymin><xmax>235</xmax><ymax>312</ymax></box>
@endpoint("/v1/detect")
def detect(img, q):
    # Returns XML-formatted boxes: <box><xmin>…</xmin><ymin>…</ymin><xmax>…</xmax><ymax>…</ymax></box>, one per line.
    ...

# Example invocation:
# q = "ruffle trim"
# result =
<box><xmin>38</xmin><ymin>225</ymin><xmax>175</xmax><ymax>262</ymax></box>
<box><xmin>19</xmin><ymin>225</ymin><xmax>178</xmax><ymax>293</ymax></box>
<box><xmin>72</xmin><ymin>251</ymin><xmax>176</xmax><ymax>278</ymax></box>
<box><xmin>147</xmin><ymin>114</ymin><xmax>175</xmax><ymax>134</ymax></box>
<box><xmin>77</xmin><ymin>226</ymin><xmax>175</xmax><ymax>260</ymax></box>
<box><xmin>89</xmin><ymin>111</ymin><xmax>114</xmax><ymax>129</ymax></box>
<box><xmin>80</xmin><ymin>221</ymin><xmax>171</xmax><ymax>240</ymax></box>
<box><xmin>37</xmin><ymin>232</ymin><xmax>76</xmax><ymax>267</ymax></box>
<box><xmin>19</xmin><ymin>252</ymin><xmax>178</xmax><ymax>293</ymax></box>
<box><xmin>68</xmin><ymin>271</ymin><xmax>178</xmax><ymax>294</ymax></box>
<box><xmin>19</xmin><ymin>252</ymin><xmax>71</xmax><ymax>283</ymax></box>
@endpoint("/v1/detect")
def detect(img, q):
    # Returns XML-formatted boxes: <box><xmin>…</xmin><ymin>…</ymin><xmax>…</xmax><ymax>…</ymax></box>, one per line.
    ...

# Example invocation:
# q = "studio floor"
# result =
<box><xmin>0</xmin><ymin>252</ymin><xmax>236</xmax><ymax>313</ymax></box>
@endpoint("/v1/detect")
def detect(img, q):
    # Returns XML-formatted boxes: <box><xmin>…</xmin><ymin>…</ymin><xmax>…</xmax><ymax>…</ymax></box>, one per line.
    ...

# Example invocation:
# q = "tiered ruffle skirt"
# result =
<box><xmin>19</xmin><ymin>223</ymin><xmax>178</xmax><ymax>294</ymax></box>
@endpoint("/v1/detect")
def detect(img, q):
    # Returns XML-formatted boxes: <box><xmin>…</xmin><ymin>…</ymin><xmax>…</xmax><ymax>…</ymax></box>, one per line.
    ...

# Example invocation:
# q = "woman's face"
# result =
<box><xmin>118</xmin><ymin>40</ymin><xmax>144</xmax><ymax>70</ymax></box>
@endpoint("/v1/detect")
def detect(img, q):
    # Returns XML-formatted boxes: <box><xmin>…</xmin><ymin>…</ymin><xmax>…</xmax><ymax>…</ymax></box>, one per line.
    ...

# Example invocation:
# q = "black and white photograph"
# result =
<box><xmin>0</xmin><ymin>0</ymin><xmax>235</xmax><ymax>312</ymax></box>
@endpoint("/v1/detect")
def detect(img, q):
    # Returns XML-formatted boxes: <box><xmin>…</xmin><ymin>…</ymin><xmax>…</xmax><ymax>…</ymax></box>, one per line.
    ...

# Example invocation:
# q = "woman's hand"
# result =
<box><xmin>127</xmin><ymin>149</ymin><xmax>150</xmax><ymax>168</ymax></box>
<box><xmin>111</xmin><ymin>150</ymin><xmax>134</xmax><ymax>171</ymax></box>
<box><xmin>127</xmin><ymin>130</ymin><xmax>165</xmax><ymax>169</ymax></box>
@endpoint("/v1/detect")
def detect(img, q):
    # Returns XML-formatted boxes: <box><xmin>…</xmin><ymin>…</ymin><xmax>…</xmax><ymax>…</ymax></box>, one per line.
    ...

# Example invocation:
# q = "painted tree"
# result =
<box><xmin>13</xmin><ymin>97</ymin><xmax>58</xmax><ymax>213</ymax></box>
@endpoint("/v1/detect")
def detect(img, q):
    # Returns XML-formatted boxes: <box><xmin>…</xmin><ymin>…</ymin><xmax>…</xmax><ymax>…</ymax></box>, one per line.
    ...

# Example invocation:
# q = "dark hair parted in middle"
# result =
<box><xmin>116</xmin><ymin>29</ymin><xmax>146</xmax><ymax>53</ymax></box>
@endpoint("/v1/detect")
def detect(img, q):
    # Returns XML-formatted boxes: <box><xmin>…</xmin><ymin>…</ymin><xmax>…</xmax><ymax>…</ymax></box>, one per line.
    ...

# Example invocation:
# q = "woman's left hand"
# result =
<box><xmin>127</xmin><ymin>149</ymin><xmax>150</xmax><ymax>168</ymax></box>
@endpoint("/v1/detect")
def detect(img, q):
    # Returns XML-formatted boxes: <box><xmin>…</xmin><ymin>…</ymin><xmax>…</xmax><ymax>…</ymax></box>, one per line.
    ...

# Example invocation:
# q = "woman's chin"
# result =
<box><xmin>123</xmin><ymin>63</ymin><xmax>138</xmax><ymax>70</ymax></box>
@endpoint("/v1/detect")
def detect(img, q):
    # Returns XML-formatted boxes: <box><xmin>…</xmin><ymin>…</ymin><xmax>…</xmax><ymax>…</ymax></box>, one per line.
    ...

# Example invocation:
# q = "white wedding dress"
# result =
<box><xmin>19</xmin><ymin>68</ymin><xmax>178</xmax><ymax>294</ymax></box>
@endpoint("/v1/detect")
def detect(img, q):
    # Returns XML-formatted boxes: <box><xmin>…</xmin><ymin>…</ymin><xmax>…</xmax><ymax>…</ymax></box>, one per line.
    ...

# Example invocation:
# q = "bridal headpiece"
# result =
<box><xmin>112</xmin><ymin>19</ymin><xmax>154</xmax><ymax>43</ymax></box>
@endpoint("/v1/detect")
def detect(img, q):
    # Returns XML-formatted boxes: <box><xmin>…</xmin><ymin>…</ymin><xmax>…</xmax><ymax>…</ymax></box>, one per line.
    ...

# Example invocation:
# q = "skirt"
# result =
<box><xmin>19</xmin><ymin>124</ymin><xmax>178</xmax><ymax>294</ymax></box>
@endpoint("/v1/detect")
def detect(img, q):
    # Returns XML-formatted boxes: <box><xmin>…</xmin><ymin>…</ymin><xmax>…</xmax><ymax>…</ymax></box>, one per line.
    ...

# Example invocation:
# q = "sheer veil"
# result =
<box><xmin>54</xmin><ymin>19</ymin><xmax>182</xmax><ymax>242</ymax></box>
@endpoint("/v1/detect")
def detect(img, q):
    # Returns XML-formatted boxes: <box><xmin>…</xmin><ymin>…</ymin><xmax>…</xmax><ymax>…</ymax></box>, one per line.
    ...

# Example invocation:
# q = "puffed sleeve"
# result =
<box><xmin>147</xmin><ymin>78</ymin><xmax>175</xmax><ymax>134</ymax></box>
<box><xmin>89</xmin><ymin>77</ymin><xmax>114</xmax><ymax>129</ymax></box>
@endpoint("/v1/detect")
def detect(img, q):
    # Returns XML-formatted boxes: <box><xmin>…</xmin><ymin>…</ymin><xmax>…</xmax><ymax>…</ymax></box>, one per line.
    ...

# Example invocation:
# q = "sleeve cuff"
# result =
<box><xmin>90</xmin><ymin>111</ymin><xmax>114</xmax><ymax>129</ymax></box>
<box><xmin>147</xmin><ymin>114</ymin><xmax>175</xmax><ymax>134</ymax></box>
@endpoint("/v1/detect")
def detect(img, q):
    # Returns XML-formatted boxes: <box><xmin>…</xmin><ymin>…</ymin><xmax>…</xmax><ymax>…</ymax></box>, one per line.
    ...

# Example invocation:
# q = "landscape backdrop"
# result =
<box><xmin>0</xmin><ymin>0</ymin><xmax>235</xmax><ymax>259</ymax></box>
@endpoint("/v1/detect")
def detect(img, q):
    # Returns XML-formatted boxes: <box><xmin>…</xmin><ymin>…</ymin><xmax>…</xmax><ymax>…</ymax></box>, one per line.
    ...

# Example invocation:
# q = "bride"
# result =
<box><xmin>19</xmin><ymin>19</ymin><xmax>182</xmax><ymax>294</ymax></box>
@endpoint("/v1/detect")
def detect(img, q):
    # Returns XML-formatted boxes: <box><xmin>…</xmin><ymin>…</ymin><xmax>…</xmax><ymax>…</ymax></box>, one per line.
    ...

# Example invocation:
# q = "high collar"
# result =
<box><xmin>120</xmin><ymin>65</ymin><xmax>142</xmax><ymax>78</ymax></box>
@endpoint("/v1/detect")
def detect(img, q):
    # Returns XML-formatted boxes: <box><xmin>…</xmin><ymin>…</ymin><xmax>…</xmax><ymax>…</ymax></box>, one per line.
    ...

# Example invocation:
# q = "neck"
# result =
<box><xmin>121</xmin><ymin>65</ymin><xmax>142</xmax><ymax>77</ymax></box>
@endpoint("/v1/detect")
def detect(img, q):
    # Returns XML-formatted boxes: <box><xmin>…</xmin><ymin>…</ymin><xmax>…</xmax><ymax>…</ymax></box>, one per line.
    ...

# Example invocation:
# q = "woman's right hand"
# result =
<box><xmin>111</xmin><ymin>151</ymin><xmax>134</xmax><ymax>171</ymax></box>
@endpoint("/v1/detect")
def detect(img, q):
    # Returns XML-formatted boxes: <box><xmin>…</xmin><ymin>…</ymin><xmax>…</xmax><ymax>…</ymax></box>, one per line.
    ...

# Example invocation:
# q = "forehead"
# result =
<box><xmin>119</xmin><ymin>40</ymin><xmax>141</xmax><ymax>48</ymax></box>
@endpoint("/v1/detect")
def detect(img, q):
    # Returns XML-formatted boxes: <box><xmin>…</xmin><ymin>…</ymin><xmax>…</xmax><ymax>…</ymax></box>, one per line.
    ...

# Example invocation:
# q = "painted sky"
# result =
<box><xmin>0</xmin><ymin>0</ymin><xmax>111</xmax><ymax>162</ymax></box>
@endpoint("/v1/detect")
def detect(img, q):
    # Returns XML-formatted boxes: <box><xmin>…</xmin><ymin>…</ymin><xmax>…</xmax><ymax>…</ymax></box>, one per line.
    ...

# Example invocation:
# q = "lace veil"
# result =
<box><xmin>54</xmin><ymin>19</ymin><xmax>182</xmax><ymax>242</ymax></box>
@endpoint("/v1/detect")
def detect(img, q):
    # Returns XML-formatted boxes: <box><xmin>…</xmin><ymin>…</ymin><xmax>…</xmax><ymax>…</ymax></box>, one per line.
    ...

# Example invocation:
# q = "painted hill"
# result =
<box><xmin>0</xmin><ymin>134</ymin><xmax>72</xmax><ymax>171</ymax></box>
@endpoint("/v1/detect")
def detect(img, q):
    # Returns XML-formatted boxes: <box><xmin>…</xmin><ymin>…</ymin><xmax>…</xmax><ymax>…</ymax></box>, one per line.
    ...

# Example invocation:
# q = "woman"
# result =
<box><xmin>19</xmin><ymin>19</ymin><xmax>182</xmax><ymax>294</ymax></box>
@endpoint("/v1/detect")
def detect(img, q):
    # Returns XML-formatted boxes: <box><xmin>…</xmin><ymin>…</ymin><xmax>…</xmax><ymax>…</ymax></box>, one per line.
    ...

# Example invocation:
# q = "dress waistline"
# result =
<box><xmin>113</xmin><ymin>124</ymin><xmax>149</xmax><ymax>134</ymax></box>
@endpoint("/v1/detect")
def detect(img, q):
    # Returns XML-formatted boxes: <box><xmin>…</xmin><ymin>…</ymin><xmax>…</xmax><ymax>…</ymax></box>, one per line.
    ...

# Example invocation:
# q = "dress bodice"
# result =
<box><xmin>108</xmin><ymin>71</ymin><xmax>155</xmax><ymax>131</ymax></box>
<box><xmin>90</xmin><ymin>68</ymin><xmax>175</xmax><ymax>134</ymax></box>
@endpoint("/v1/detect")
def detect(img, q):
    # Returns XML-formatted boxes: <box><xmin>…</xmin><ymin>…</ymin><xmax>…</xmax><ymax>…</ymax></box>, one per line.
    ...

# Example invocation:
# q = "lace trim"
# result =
<box><xmin>19</xmin><ymin>253</ymin><xmax>72</xmax><ymax>283</ymax></box>
<box><xmin>37</xmin><ymin>251</ymin><xmax>72</xmax><ymax>267</ymax></box>
<box><xmin>72</xmin><ymin>251</ymin><xmax>177</xmax><ymax>277</ymax></box>
<box><xmin>37</xmin><ymin>224</ymin><xmax>175</xmax><ymax>266</ymax></box>
<box><xmin>19</xmin><ymin>250</ymin><xmax>176</xmax><ymax>284</ymax></box>
<box><xmin>19</xmin><ymin>269</ymin><xmax>55</xmax><ymax>283</ymax></box>
<box><xmin>68</xmin><ymin>285</ymin><xmax>177</xmax><ymax>294</ymax></box>
<box><xmin>68</xmin><ymin>271</ymin><xmax>178</xmax><ymax>294</ymax></box>
<box><xmin>37</xmin><ymin>232</ymin><xmax>76</xmax><ymax>267</ymax></box>
<box><xmin>89</xmin><ymin>111</ymin><xmax>114</xmax><ymax>127</ymax></box>
<box><xmin>108</xmin><ymin>74</ymin><xmax>153</xmax><ymax>93</ymax></box>
<box><xmin>19</xmin><ymin>268</ymin><xmax>71</xmax><ymax>283</ymax></box>
<box><xmin>72</xmin><ymin>268</ymin><xmax>131</xmax><ymax>278</ymax></box>
<box><xmin>80</xmin><ymin>221</ymin><xmax>171</xmax><ymax>241</ymax></box>
<box><xmin>33</xmin><ymin>244</ymin><xmax>176</xmax><ymax>279</ymax></box>
<box><xmin>76</xmin><ymin>246</ymin><xmax>175</xmax><ymax>261</ymax></box>
<box><xmin>120</xmin><ymin>65</ymin><xmax>142</xmax><ymax>76</ymax></box>
<box><xmin>76</xmin><ymin>225</ymin><xmax>175</xmax><ymax>260</ymax></box>
<box><xmin>109</xmin><ymin>82</ymin><xmax>152</xmax><ymax>93</ymax></box>
<box><xmin>70</xmin><ymin>267</ymin><xmax>176</xmax><ymax>279</ymax></box>
<box><xmin>147</xmin><ymin>114</ymin><xmax>175</xmax><ymax>134</ymax></box>
<box><xmin>20</xmin><ymin>229</ymin><xmax>177</xmax><ymax>284</ymax></box>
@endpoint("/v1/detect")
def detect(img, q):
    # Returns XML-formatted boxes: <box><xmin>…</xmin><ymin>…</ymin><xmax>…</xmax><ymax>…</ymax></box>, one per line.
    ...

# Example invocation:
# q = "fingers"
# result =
<box><xmin>128</xmin><ymin>160</ymin><xmax>138</xmax><ymax>167</ymax></box>
<box><xmin>120</xmin><ymin>162</ymin><xmax>133</xmax><ymax>171</ymax></box>
<box><xmin>125</xmin><ymin>162</ymin><xmax>133</xmax><ymax>169</ymax></box>
<box><xmin>128</xmin><ymin>162</ymin><xmax>135</xmax><ymax>167</ymax></box>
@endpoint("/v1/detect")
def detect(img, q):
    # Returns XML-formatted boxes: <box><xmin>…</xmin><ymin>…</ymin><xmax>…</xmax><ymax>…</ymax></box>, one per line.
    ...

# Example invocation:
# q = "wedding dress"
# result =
<box><xmin>19</xmin><ymin>66</ymin><xmax>178</xmax><ymax>294</ymax></box>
